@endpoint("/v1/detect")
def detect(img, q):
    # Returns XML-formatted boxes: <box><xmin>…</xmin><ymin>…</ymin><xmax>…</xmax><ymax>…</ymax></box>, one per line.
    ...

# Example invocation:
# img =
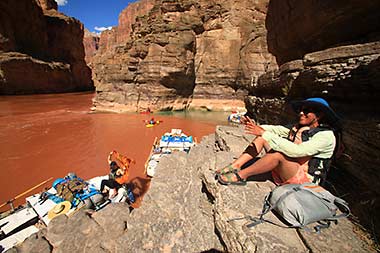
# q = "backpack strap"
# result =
<box><xmin>228</xmin><ymin>186</ymin><xmax>301</xmax><ymax>229</ymax></box>
<box><xmin>331</xmin><ymin>197</ymin><xmax>351</xmax><ymax>219</ymax></box>
<box><xmin>314</xmin><ymin>220</ymin><xmax>333</xmax><ymax>233</ymax></box>
<box><xmin>298</xmin><ymin>184</ymin><xmax>350</xmax><ymax>219</ymax></box>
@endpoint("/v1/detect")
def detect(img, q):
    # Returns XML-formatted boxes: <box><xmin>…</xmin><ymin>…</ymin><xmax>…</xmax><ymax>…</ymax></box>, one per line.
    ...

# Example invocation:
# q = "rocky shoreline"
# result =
<box><xmin>9</xmin><ymin>126</ymin><xmax>376</xmax><ymax>252</ymax></box>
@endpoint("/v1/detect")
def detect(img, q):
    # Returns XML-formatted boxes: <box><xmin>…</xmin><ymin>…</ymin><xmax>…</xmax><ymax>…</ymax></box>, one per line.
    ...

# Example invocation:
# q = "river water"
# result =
<box><xmin>0</xmin><ymin>92</ymin><xmax>232</xmax><ymax>210</ymax></box>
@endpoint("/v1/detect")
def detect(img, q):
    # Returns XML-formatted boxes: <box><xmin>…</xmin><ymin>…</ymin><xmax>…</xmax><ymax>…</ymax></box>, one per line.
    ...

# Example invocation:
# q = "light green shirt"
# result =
<box><xmin>261</xmin><ymin>125</ymin><xmax>336</xmax><ymax>159</ymax></box>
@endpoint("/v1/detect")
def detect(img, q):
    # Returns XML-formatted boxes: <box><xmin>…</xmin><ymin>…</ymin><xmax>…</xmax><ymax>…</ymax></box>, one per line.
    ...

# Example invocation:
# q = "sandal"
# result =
<box><xmin>218</xmin><ymin>171</ymin><xmax>246</xmax><ymax>186</ymax></box>
<box><xmin>215</xmin><ymin>164</ymin><xmax>240</xmax><ymax>176</ymax></box>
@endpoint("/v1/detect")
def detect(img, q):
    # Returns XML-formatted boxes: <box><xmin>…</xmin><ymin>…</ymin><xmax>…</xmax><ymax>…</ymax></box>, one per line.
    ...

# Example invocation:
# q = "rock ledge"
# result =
<box><xmin>12</xmin><ymin>126</ymin><xmax>376</xmax><ymax>252</ymax></box>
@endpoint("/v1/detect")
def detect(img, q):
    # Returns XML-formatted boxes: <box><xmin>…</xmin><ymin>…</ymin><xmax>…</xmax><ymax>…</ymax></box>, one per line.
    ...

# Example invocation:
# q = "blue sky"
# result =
<box><xmin>56</xmin><ymin>0</ymin><xmax>137</xmax><ymax>34</ymax></box>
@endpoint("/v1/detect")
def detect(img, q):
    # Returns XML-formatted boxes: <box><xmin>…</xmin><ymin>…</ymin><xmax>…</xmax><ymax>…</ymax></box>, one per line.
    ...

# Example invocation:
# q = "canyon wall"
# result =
<box><xmin>0</xmin><ymin>0</ymin><xmax>378</xmax><ymax>244</ymax></box>
<box><xmin>91</xmin><ymin>0</ymin><xmax>277</xmax><ymax>112</ymax></box>
<box><xmin>245</xmin><ymin>0</ymin><xmax>380</xmax><ymax>240</ymax></box>
<box><xmin>0</xmin><ymin>0</ymin><xmax>93</xmax><ymax>95</ymax></box>
<box><xmin>83</xmin><ymin>29</ymin><xmax>99</xmax><ymax>66</ymax></box>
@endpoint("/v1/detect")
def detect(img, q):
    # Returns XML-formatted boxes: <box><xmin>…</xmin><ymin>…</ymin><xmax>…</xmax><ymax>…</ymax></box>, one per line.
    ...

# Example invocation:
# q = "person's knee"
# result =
<box><xmin>253</xmin><ymin>136</ymin><xmax>269</xmax><ymax>150</ymax></box>
<box><xmin>253</xmin><ymin>136</ymin><xmax>265</xmax><ymax>145</ymax></box>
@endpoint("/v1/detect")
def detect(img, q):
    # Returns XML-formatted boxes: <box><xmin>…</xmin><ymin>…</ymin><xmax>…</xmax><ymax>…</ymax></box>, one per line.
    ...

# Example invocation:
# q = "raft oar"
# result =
<box><xmin>144</xmin><ymin>137</ymin><xmax>158</xmax><ymax>175</ymax></box>
<box><xmin>0</xmin><ymin>177</ymin><xmax>54</xmax><ymax>210</ymax></box>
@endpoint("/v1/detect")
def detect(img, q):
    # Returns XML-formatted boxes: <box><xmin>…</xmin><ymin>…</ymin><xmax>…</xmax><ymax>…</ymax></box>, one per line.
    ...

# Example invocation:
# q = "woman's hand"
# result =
<box><xmin>240</xmin><ymin>115</ymin><xmax>249</xmax><ymax>125</ymax></box>
<box><xmin>243</xmin><ymin>116</ymin><xmax>265</xmax><ymax>136</ymax></box>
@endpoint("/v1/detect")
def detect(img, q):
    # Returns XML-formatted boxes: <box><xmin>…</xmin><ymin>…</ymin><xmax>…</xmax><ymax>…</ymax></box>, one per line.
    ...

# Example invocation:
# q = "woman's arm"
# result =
<box><xmin>262</xmin><ymin>130</ymin><xmax>336</xmax><ymax>158</ymax></box>
<box><xmin>243</xmin><ymin>116</ymin><xmax>290</xmax><ymax>138</ymax></box>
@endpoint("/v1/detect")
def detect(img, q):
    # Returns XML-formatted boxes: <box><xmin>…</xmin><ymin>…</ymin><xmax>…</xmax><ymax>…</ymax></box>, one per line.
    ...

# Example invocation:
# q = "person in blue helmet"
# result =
<box><xmin>217</xmin><ymin>97</ymin><xmax>341</xmax><ymax>186</ymax></box>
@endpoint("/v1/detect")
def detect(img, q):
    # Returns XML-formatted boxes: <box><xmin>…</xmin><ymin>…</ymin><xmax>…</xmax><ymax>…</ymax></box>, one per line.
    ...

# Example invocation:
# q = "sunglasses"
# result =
<box><xmin>298</xmin><ymin>106</ymin><xmax>318</xmax><ymax>115</ymax></box>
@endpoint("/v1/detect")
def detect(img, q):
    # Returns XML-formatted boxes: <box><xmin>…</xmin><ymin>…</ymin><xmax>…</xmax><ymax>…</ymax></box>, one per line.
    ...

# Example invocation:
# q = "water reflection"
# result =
<box><xmin>156</xmin><ymin>110</ymin><xmax>231</xmax><ymax>125</ymax></box>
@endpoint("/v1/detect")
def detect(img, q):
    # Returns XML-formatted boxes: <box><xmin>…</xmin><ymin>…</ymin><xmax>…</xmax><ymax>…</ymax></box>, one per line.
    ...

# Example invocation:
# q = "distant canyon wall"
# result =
<box><xmin>89</xmin><ymin>0</ymin><xmax>276</xmax><ymax>112</ymax></box>
<box><xmin>83</xmin><ymin>29</ymin><xmax>99</xmax><ymax>66</ymax></box>
<box><xmin>0</xmin><ymin>0</ymin><xmax>93</xmax><ymax>95</ymax></box>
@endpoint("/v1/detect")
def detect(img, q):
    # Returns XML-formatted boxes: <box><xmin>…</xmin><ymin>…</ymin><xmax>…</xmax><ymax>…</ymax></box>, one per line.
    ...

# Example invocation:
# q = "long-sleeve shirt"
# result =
<box><xmin>261</xmin><ymin>125</ymin><xmax>336</xmax><ymax>159</ymax></box>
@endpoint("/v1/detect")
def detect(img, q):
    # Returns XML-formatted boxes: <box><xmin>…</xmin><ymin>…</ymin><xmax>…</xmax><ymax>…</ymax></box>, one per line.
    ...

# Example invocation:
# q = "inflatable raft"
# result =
<box><xmin>145</xmin><ymin>129</ymin><xmax>195</xmax><ymax>177</ymax></box>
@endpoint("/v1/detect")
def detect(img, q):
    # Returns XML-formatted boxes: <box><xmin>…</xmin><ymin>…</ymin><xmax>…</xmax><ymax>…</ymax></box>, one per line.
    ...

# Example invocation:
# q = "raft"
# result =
<box><xmin>0</xmin><ymin>174</ymin><xmax>114</xmax><ymax>251</ymax></box>
<box><xmin>145</xmin><ymin>120</ymin><xmax>161</xmax><ymax>128</ymax></box>
<box><xmin>227</xmin><ymin>111</ymin><xmax>246</xmax><ymax>124</ymax></box>
<box><xmin>145</xmin><ymin>129</ymin><xmax>195</xmax><ymax>177</ymax></box>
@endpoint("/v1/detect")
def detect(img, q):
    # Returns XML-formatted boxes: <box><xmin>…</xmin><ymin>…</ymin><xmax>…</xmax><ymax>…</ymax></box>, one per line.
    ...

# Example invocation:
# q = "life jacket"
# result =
<box><xmin>108</xmin><ymin>150</ymin><xmax>135</xmax><ymax>184</ymax></box>
<box><xmin>287</xmin><ymin>125</ymin><xmax>335</xmax><ymax>186</ymax></box>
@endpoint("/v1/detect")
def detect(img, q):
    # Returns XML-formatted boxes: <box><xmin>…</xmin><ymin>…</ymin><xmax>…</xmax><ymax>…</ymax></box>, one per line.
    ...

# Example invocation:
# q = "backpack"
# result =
<box><xmin>55</xmin><ymin>178</ymin><xmax>87</xmax><ymax>204</ymax></box>
<box><xmin>312</xmin><ymin>127</ymin><xmax>345</xmax><ymax>186</ymax></box>
<box><xmin>232</xmin><ymin>183</ymin><xmax>350</xmax><ymax>233</ymax></box>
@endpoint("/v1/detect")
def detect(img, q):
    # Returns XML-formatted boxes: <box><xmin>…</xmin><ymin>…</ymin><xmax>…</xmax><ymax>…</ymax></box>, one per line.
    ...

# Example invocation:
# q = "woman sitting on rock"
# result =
<box><xmin>217</xmin><ymin>98</ymin><xmax>341</xmax><ymax>186</ymax></box>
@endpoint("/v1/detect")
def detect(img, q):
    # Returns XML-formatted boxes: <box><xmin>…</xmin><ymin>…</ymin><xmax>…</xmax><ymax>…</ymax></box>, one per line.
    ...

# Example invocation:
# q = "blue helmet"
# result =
<box><xmin>52</xmin><ymin>178</ymin><xmax>65</xmax><ymax>189</ymax></box>
<box><xmin>291</xmin><ymin>97</ymin><xmax>341</xmax><ymax>128</ymax></box>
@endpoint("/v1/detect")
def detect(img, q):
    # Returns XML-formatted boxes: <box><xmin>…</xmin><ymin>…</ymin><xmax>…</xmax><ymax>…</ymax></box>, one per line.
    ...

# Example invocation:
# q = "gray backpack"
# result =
<box><xmin>236</xmin><ymin>183</ymin><xmax>350</xmax><ymax>232</ymax></box>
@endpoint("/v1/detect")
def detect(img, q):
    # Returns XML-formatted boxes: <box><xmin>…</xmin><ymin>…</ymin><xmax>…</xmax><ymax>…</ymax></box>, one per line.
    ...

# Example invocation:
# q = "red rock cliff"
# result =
<box><xmin>97</xmin><ymin>0</ymin><xmax>155</xmax><ymax>53</ymax></box>
<box><xmin>0</xmin><ymin>0</ymin><xmax>93</xmax><ymax>94</ymax></box>
<box><xmin>38</xmin><ymin>0</ymin><xmax>57</xmax><ymax>11</ymax></box>
<box><xmin>91</xmin><ymin>0</ymin><xmax>276</xmax><ymax>112</ymax></box>
<box><xmin>83</xmin><ymin>29</ymin><xmax>99</xmax><ymax>66</ymax></box>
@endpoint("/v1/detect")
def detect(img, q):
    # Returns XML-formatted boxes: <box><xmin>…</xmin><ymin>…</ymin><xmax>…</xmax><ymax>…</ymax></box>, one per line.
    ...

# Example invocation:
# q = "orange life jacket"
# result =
<box><xmin>108</xmin><ymin>150</ymin><xmax>135</xmax><ymax>184</ymax></box>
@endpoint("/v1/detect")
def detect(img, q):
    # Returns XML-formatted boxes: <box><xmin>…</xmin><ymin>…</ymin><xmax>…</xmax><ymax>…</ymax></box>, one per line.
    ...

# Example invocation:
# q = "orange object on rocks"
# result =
<box><xmin>108</xmin><ymin>150</ymin><xmax>135</xmax><ymax>184</ymax></box>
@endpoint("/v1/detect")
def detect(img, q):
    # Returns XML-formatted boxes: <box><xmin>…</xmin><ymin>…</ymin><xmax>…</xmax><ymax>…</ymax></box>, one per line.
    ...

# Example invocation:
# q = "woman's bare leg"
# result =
<box><xmin>220</xmin><ymin>152</ymin><xmax>300</xmax><ymax>183</ymax></box>
<box><xmin>231</xmin><ymin>137</ymin><xmax>270</xmax><ymax>168</ymax></box>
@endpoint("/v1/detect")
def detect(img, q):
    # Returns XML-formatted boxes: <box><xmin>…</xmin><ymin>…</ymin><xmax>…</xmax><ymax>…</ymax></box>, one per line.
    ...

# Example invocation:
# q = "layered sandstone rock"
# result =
<box><xmin>0</xmin><ymin>52</ymin><xmax>74</xmax><ymax>94</ymax></box>
<box><xmin>91</xmin><ymin>0</ymin><xmax>277</xmax><ymax>112</ymax></box>
<box><xmin>0</xmin><ymin>0</ymin><xmax>48</xmax><ymax>55</ymax></box>
<box><xmin>83</xmin><ymin>29</ymin><xmax>99</xmax><ymax>66</ymax></box>
<box><xmin>266</xmin><ymin>0</ymin><xmax>380</xmax><ymax>65</ymax></box>
<box><xmin>245</xmin><ymin>0</ymin><xmax>380</xmax><ymax>241</ymax></box>
<box><xmin>13</xmin><ymin>127</ymin><xmax>375</xmax><ymax>252</ymax></box>
<box><xmin>0</xmin><ymin>0</ymin><xmax>93</xmax><ymax>94</ymax></box>
<box><xmin>97</xmin><ymin>0</ymin><xmax>155</xmax><ymax>54</ymax></box>
<box><xmin>38</xmin><ymin>0</ymin><xmax>57</xmax><ymax>11</ymax></box>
